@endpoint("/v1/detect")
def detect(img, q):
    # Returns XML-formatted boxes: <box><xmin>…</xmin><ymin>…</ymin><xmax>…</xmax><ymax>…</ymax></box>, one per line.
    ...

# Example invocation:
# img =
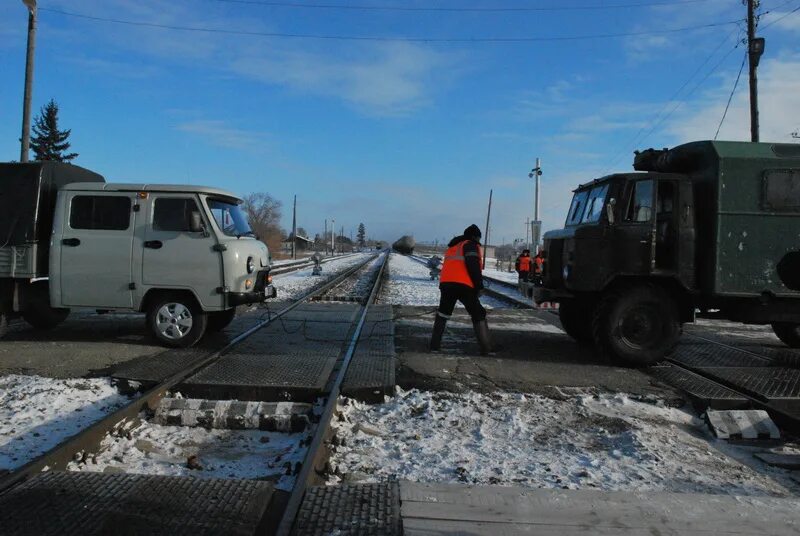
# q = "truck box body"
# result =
<box><xmin>0</xmin><ymin>162</ymin><xmax>104</xmax><ymax>278</ymax></box>
<box><xmin>642</xmin><ymin>141</ymin><xmax>800</xmax><ymax>298</ymax></box>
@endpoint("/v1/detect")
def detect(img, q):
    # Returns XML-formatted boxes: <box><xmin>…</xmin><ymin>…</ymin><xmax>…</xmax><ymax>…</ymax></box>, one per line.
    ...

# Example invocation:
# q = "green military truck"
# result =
<box><xmin>532</xmin><ymin>140</ymin><xmax>800</xmax><ymax>366</ymax></box>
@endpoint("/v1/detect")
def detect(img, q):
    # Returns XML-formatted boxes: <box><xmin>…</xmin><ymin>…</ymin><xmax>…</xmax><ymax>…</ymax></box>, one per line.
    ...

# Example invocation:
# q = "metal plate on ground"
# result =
<box><xmin>697</xmin><ymin>367</ymin><xmax>800</xmax><ymax>412</ymax></box>
<box><xmin>343</xmin><ymin>305</ymin><xmax>396</xmax><ymax>402</ymax></box>
<box><xmin>706</xmin><ymin>409</ymin><xmax>780</xmax><ymax>439</ymax></box>
<box><xmin>649</xmin><ymin>365</ymin><xmax>748</xmax><ymax>409</ymax></box>
<box><xmin>0</xmin><ymin>471</ymin><xmax>272</xmax><ymax>536</ymax></box>
<box><xmin>671</xmin><ymin>338</ymin><xmax>773</xmax><ymax>368</ymax></box>
<box><xmin>292</xmin><ymin>481</ymin><xmax>401</xmax><ymax>536</ymax></box>
<box><xmin>181</xmin><ymin>304</ymin><xmax>359</xmax><ymax>401</ymax></box>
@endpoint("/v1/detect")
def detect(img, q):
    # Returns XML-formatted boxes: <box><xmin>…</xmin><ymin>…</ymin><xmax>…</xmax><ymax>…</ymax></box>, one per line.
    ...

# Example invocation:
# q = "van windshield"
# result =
<box><xmin>207</xmin><ymin>198</ymin><xmax>253</xmax><ymax>237</ymax></box>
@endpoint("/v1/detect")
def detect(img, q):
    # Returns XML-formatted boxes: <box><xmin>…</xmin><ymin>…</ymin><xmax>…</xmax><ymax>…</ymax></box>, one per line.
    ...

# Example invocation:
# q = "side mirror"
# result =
<box><xmin>189</xmin><ymin>211</ymin><xmax>204</xmax><ymax>234</ymax></box>
<box><xmin>606</xmin><ymin>198</ymin><xmax>616</xmax><ymax>225</ymax></box>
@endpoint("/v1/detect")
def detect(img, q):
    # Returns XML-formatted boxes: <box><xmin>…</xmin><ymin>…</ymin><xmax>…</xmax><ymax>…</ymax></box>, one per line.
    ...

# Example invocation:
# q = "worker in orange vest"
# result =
<box><xmin>430</xmin><ymin>224</ymin><xmax>492</xmax><ymax>355</ymax></box>
<box><xmin>515</xmin><ymin>249</ymin><xmax>532</xmax><ymax>293</ymax></box>
<box><xmin>532</xmin><ymin>250</ymin><xmax>545</xmax><ymax>285</ymax></box>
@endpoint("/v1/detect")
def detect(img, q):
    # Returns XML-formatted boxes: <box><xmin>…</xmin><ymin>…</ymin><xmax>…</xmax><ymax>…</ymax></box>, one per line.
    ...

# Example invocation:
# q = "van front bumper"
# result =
<box><xmin>226</xmin><ymin>284</ymin><xmax>277</xmax><ymax>306</ymax></box>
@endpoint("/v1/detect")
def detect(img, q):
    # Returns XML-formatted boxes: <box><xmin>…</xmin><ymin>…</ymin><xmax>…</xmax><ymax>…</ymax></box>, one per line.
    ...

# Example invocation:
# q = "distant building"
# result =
<box><xmin>282</xmin><ymin>234</ymin><xmax>313</xmax><ymax>253</ymax></box>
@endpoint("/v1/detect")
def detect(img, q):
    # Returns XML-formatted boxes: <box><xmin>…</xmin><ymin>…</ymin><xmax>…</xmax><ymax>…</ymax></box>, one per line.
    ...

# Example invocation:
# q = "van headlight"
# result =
<box><xmin>247</xmin><ymin>256</ymin><xmax>255</xmax><ymax>274</ymax></box>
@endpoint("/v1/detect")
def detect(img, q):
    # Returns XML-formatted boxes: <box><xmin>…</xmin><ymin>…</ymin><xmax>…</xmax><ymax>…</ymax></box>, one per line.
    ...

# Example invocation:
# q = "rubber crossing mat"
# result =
<box><xmin>0</xmin><ymin>471</ymin><xmax>272</xmax><ymax>536</ymax></box>
<box><xmin>671</xmin><ymin>338</ymin><xmax>773</xmax><ymax>368</ymax></box>
<box><xmin>293</xmin><ymin>481</ymin><xmax>401</xmax><ymax>536</ymax></box>
<box><xmin>697</xmin><ymin>367</ymin><xmax>800</xmax><ymax>414</ymax></box>
<box><xmin>648</xmin><ymin>365</ymin><xmax>748</xmax><ymax>410</ymax></box>
<box><xmin>342</xmin><ymin>305</ymin><xmax>396</xmax><ymax>402</ymax></box>
<box><xmin>685</xmin><ymin>326</ymin><xmax>800</xmax><ymax>367</ymax></box>
<box><xmin>180</xmin><ymin>303</ymin><xmax>360</xmax><ymax>401</ymax></box>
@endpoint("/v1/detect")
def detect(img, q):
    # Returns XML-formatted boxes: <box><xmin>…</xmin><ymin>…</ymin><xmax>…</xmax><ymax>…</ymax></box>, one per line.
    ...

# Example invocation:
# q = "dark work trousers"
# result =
<box><xmin>437</xmin><ymin>283</ymin><xmax>486</xmax><ymax>322</ymax></box>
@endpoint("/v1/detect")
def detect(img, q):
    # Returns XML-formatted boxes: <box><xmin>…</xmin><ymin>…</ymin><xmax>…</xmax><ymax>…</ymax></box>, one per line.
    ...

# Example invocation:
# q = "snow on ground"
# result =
<box><xmin>382</xmin><ymin>253</ymin><xmax>507</xmax><ymax>308</ymax></box>
<box><xmin>0</xmin><ymin>375</ymin><xmax>132</xmax><ymax>470</ymax></box>
<box><xmin>484</xmin><ymin>265</ymin><xmax>520</xmax><ymax>284</ymax></box>
<box><xmin>330</xmin><ymin>388</ymin><xmax>799</xmax><ymax>497</ymax></box>
<box><xmin>68</xmin><ymin>419</ymin><xmax>310</xmax><ymax>491</ymax></box>
<box><xmin>397</xmin><ymin>317</ymin><xmax>564</xmax><ymax>335</ymax></box>
<box><xmin>272</xmin><ymin>253</ymin><xmax>371</xmax><ymax>301</ymax></box>
<box><xmin>693</xmin><ymin>319</ymin><xmax>782</xmax><ymax>342</ymax></box>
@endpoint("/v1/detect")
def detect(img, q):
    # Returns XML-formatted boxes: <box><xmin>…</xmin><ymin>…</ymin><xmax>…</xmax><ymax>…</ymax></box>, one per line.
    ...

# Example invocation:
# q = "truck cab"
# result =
<box><xmin>0</xmin><ymin>162</ymin><xmax>275</xmax><ymax>347</ymax></box>
<box><xmin>533</xmin><ymin>141</ymin><xmax>800</xmax><ymax>366</ymax></box>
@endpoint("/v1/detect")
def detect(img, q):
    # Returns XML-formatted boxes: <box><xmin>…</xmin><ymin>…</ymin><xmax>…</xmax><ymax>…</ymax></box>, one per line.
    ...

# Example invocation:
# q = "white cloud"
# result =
<box><xmin>768</xmin><ymin>11</ymin><xmax>800</xmax><ymax>33</ymax></box>
<box><xmin>175</xmin><ymin>120</ymin><xmax>271</xmax><ymax>152</ymax></box>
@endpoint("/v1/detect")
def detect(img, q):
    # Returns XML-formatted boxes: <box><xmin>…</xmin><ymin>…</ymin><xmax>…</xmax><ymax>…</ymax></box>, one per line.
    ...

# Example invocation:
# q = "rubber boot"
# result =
<box><xmin>430</xmin><ymin>315</ymin><xmax>447</xmax><ymax>351</ymax></box>
<box><xmin>473</xmin><ymin>319</ymin><xmax>492</xmax><ymax>356</ymax></box>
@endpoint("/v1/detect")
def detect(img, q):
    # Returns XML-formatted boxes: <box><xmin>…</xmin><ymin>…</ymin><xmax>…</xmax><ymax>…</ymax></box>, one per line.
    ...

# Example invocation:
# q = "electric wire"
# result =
<box><xmin>760</xmin><ymin>1</ymin><xmax>800</xmax><ymax>29</ymax></box>
<box><xmin>38</xmin><ymin>7</ymin><xmax>741</xmax><ymax>43</ymax></box>
<box><xmin>206</xmin><ymin>0</ymin><xmax>716</xmax><ymax>13</ymax></box>
<box><xmin>714</xmin><ymin>50</ymin><xmax>747</xmax><ymax>140</ymax></box>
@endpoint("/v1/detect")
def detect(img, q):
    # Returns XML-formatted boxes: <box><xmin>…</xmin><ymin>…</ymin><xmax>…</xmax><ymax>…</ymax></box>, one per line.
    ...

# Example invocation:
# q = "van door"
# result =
<box><xmin>141</xmin><ymin>194</ymin><xmax>223</xmax><ymax>309</ymax></box>
<box><xmin>60</xmin><ymin>193</ymin><xmax>136</xmax><ymax>308</ymax></box>
<box><xmin>614</xmin><ymin>179</ymin><xmax>656</xmax><ymax>274</ymax></box>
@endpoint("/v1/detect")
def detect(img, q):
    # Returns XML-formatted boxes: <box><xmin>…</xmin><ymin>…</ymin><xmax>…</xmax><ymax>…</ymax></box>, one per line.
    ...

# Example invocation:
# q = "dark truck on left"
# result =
<box><xmin>0</xmin><ymin>162</ymin><xmax>276</xmax><ymax>347</ymax></box>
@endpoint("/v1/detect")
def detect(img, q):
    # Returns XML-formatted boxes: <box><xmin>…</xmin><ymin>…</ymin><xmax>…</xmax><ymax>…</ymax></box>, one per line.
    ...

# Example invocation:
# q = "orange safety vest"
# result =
<box><xmin>533</xmin><ymin>256</ymin><xmax>544</xmax><ymax>274</ymax></box>
<box><xmin>440</xmin><ymin>240</ymin><xmax>482</xmax><ymax>288</ymax></box>
<box><xmin>518</xmin><ymin>256</ymin><xmax>531</xmax><ymax>272</ymax></box>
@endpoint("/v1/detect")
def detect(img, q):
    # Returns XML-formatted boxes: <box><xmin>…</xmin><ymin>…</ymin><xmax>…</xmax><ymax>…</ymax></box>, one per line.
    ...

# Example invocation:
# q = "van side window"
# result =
<box><xmin>625</xmin><ymin>180</ymin><xmax>654</xmax><ymax>222</ymax></box>
<box><xmin>153</xmin><ymin>198</ymin><xmax>199</xmax><ymax>232</ymax></box>
<box><xmin>763</xmin><ymin>170</ymin><xmax>800</xmax><ymax>211</ymax></box>
<box><xmin>70</xmin><ymin>196</ymin><xmax>131</xmax><ymax>230</ymax></box>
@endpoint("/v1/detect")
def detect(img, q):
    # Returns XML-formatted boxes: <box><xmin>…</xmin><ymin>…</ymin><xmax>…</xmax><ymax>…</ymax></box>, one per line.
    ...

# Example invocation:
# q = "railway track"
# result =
<box><xmin>0</xmin><ymin>251</ymin><xmax>391</xmax><ymax>535</ymax></box>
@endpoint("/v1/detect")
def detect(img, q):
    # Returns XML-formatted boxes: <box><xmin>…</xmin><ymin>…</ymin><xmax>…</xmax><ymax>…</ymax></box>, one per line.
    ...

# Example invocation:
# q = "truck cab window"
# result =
<box><xmin>625</xmin><ymin>180</ymin><xmax>653</xmax><ymax>222</ymax></box>
<box><xmin>70</xmin><ymin>196</ymin><xmax>131</xmax><ymax>230</ymax></box>
<box><xmin>582</xmin><ymin>184</ymin><xmax>609</xmax><ymax>223</ymax></box>
<box><xmin>763</xmin><ymin>170</ymin><xmax>800</xmax><ymax>211</ymax></box>
<box><xmin>565</xmin><ymin>190</ymin><xmax>589</xmax><ymax>226</ymax></box>
<box><xmin>153</xmin><ymin>198</ymin><xmax>199</xmax><ymax>232</ymax></box>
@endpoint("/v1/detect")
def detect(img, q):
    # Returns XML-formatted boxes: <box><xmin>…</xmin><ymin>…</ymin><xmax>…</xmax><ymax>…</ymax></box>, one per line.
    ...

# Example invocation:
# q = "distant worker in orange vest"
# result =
<box><xmin>430</xmin><ymin>224</ymin><xmax>492</xmax><ymax>355</ymax></box>
<box><xmin>532</xmin><ymin>250</ymin><xmax>545</xmax><ymax>285</ymax></box>
<box><xmin>515</xmin><ymin>249</ymin><xmax>532</xmax><ymax>293</ymax></box>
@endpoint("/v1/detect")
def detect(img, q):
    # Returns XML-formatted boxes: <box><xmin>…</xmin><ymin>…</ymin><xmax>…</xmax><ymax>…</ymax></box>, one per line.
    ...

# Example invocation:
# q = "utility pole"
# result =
<box><xmin>525</xmin><ymin>217</ymin><xmax>530</xmax><ymax>251</ymax></box>
<box><xmin>331</xmin><ymin>219</ymin><xmax>335</xmax><ymax>256</ymax></box>
<box><xmin>746</xmin><ymin>0</ymin><xmax>765</xmax><ymax>142</ymax></box>
<box><xmin>20</xmin><ymin>0</ymin><xmax>37</xmax><ymax>163</ymax></box>
<box><xmin>528</xmin><ymin>158</ymin><xmax>543</xmax><ymax>251</ymax></box>
<box><xmin>340</xmin><ymin>225</ymin><xmax>344</xmax><ymax>254</ymax></box>
<box><xmin>291</xmin><ymin>195</ymin><xmax>297</xmax><ymax>259</ymax></box>
<box><xmin>483</xmin><ymin>189</ymin><xmax>493</xmax><ymax>269</ymax></box>
<box><xmin>324</xmin><ymin>219</ymin><xmax>327</xmax><ymax>254</ymax></box>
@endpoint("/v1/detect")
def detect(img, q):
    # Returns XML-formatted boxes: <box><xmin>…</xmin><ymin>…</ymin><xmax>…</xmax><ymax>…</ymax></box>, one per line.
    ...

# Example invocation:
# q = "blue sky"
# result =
<box><xmin>1</xmin><ymin>0</ymin><xmax>798</xmax><ymax>245</ymax></box>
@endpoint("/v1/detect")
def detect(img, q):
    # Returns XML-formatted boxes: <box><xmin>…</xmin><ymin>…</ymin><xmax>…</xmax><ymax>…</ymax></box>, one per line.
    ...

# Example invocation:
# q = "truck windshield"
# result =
<box><xmin>565</xmin><ymin>183</ymin><xmax>609</xmax><ymax>225</ymax></box>
<box><xmin>207</xmin><ymin>198</ymin><xmax>254</xmax><ymax>237</ymax></box>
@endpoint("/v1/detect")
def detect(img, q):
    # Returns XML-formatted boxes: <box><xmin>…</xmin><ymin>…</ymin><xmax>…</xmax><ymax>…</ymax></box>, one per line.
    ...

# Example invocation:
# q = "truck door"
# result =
<box><xmin>654</xmin><ymin>180</ymin><xmax>678</xmax><ymax>272</ymax></box>
<box><xmin>615</xmin><ymin>179</ymin><xmax>656</xmax><ymax>274</ymax></box>
<box><xmin>141</xmin><ymin>194</ymin><xmax>223</xmax><ymax>309</ymax></box>
<box><xmin>60</xmin><ymin>193</ymin><xmax>136</xmax><ymax>308</ymax></box>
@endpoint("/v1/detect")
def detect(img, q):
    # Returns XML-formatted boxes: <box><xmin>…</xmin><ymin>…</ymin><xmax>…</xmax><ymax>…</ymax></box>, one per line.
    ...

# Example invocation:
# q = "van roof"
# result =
<box><xmin>61</xmin><ymin>182</ymin><xmax>242</xmax><ymax>202</ymax></box>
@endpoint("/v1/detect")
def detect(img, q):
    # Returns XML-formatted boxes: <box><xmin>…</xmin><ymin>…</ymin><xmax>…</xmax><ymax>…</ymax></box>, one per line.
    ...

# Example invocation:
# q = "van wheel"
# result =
<box><xmin>22</xmin><ymin>282</ymin><xmax>70</xmax><ymax>329</ymax></box>
<box><xmin>146</xmin><ymin>294</ymin><xmax>207</xmax><ymax>348</ymax></box>
<box><xmin>558</xmin><ymin>299</ymin><xmax>594</xmax><ymax>344</ymax></box>
<box><xmin>592</xmin><ymin>285</ymin><xmax>681</xmax><ymax>367</ymax></box>
<box><xmin>771</xmin><ymin>323</ymin><xmax>800</xmax><ymax>348</ymax></box>
<box><xmin>207</xmin><ymin>309</ymin><xmax>236</xmax><ymax>332</ymax></box>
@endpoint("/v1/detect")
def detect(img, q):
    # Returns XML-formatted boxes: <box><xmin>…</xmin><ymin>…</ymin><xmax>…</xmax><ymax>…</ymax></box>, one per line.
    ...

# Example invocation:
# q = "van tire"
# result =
<box><xmin>592</xmin><ymin>285</ymin><xmax>681</xmax><ymax>367</ymax></box>
<box><xmin>22</xmin><ymin>282</ymin><xmax>70</xmax><ymax>330</ymax></box>
<box><xmin>207</xmin><ymin>309</ymin><xmax>236</xmax><ymax>332</ymax></box>
<box><xmin>146</xmin><ymin>293</ymin><xmax>207</xmax><ymax>348</ymax></box>
<box><xmin>558</xmin><ymin>299</ymin><xmax>594</xmax><ymax>344</ymax></box>
<box><xmin>771</xmin><ymin>323</ymin><xmax>800</xmax><ymax>348</ymax></box>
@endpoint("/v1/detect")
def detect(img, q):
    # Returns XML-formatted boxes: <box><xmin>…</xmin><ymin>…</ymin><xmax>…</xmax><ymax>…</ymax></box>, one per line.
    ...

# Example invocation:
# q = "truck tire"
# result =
<box><xmin>592</xmin><ymin>285</ymin><xmax>681</xmax><ymax>367</ymax></box>
<box><xmin>146</xmin><ymin>293</ymin><xmax>207</xmax><ymax>348</ymax></box>
<box><xmin>207</xmin><ymin>309</ymin><xmax>236</xmax><ymax>332</ymax></box>
<box><xmin>558</xmin><ymin>299</ymin><xmax>594</xmax><ymax>344</ymax></box>
<box><xmin>771</xmin><ymin>323</ymin><xmax>800</xmax><ymax>348</ymax></box>
<box><xmin>22</xmin><ymin>282</ymin><xmax>70</xmax><ymax>330</ymax></box>
<box><xmin>0</xmin><ymin>314</ymin><xmax>8</xmax><ymax>339</ymax></box>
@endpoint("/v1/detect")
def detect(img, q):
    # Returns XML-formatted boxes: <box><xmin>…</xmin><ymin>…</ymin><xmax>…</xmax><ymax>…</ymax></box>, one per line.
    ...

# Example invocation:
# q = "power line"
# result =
<box><xmin>38</xmin><ymin>7</ymin><xmax>741</xmax><ymax>43</ymax></box>
<box><xmin>206</xmin><ymin>0</ymin><xmax>716</xmax><ymax>13</ymax></box>
<box><xmin>714</xmin><ymin>50</ymin><xmax>747</xmax><ymax>140</ymax></box>
<box><xmin>760</xmin><ymin>0</ymin><xmax>800</xmax><ymax>29</ymax></box>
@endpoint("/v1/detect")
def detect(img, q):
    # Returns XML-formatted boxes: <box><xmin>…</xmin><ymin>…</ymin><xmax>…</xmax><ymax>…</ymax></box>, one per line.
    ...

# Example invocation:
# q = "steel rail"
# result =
<box><xmin>271</xmin><ymin>252</ymin><xmax>361</xmax><ymax>276</ymax></box>
<box><xmin>0</xmin><ymin>253</ymin><xmax>379</xmax><ymax>496</ymax></box>
<box><xmin>274</xmin><ymin>251</ymin><xmax>389</xmax><ymax>536</ymax></box>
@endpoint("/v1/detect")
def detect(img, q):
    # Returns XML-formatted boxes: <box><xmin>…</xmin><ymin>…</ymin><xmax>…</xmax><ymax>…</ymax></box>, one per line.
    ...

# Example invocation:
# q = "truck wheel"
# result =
<box><xmin>22</xmin><ymin>282</ymin><xmax>70</xmax><ymax>329</ymax></box>
<box><xmin>146</xmin><ymin>294</ymin><xmax>207</xmax><ymax>348</ymax></box>
<box><xmin>558</xmin><ymin>299</ymin><xmax>594</xmax><ymax>344</ymax></box>
<box><xmin>0</xmin><ymin>314</ymin><xmax>8</xmax><ymax>338</ymax></box>
<box><xmin>207</xmin><ymin>309</ymin><xmax>236</xmax><ymax>332</ymax></box>
<box><xmin>771</xmin><ymin>323</ymin><xmax>800</xmax><ymax>348</ymax></box>
<box><xmin>592</xmin><ymin>285</ymin><xmax>681</xmax><ymax>367</ymax></box>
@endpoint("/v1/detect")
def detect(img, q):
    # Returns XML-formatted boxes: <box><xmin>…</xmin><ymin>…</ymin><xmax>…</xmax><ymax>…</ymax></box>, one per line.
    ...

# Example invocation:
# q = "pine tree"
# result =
<box><xmin>357</xmin><ymin>223</ymin><xmax>366</xmax><ymax>247</ymax></box>
<box><xmin>30</xmin><ymin>99</ymin><xmax>78</xmax><ymax>162</ymax></box>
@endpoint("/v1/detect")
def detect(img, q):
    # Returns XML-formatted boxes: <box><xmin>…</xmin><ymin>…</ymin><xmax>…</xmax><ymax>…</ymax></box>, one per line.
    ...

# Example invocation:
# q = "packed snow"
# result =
<box><xmin>68</xmin><ymin>419</ymin><xmax>311</xmax><ymax>491</ymax></box>
<box><xmin>272</xmin><ymin>252</ymin><xmax>371</xmax><ymax>301</ymax></box>
<box><xmin>0</xmin><ymin>375</ymin><xmax>132</xmax><ymax>470</ymax></box>
<box><xmin>382</xmin><ymin>253</ymin><xmax>508</xmax><ymax>308</ymax></box>
<box><xmin>329</xmin><ymin>388</ymin><xmax>799</xmax><ymax>497</ymax></box>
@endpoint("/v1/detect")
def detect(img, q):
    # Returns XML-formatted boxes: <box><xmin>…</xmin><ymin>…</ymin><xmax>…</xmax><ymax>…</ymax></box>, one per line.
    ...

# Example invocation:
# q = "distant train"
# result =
<box><xmin>391</xmin><ymin>235</ymin><xmax>415</xmax><ymax>255</ymax></box>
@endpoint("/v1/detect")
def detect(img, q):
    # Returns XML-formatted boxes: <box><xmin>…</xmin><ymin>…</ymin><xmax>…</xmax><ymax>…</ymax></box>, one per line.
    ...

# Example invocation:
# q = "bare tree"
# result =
<box><xmin>242</xmin><ymin>193</ymin><xmax>284</xmax><ymax>254</ymax></box>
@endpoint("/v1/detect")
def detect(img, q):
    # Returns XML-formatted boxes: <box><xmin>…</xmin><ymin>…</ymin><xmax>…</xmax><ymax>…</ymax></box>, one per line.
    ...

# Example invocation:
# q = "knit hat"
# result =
<box><xmin>464</xmin><ymin>224</ymin><xmax>482</xmax><ymax>240</ymax></box>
